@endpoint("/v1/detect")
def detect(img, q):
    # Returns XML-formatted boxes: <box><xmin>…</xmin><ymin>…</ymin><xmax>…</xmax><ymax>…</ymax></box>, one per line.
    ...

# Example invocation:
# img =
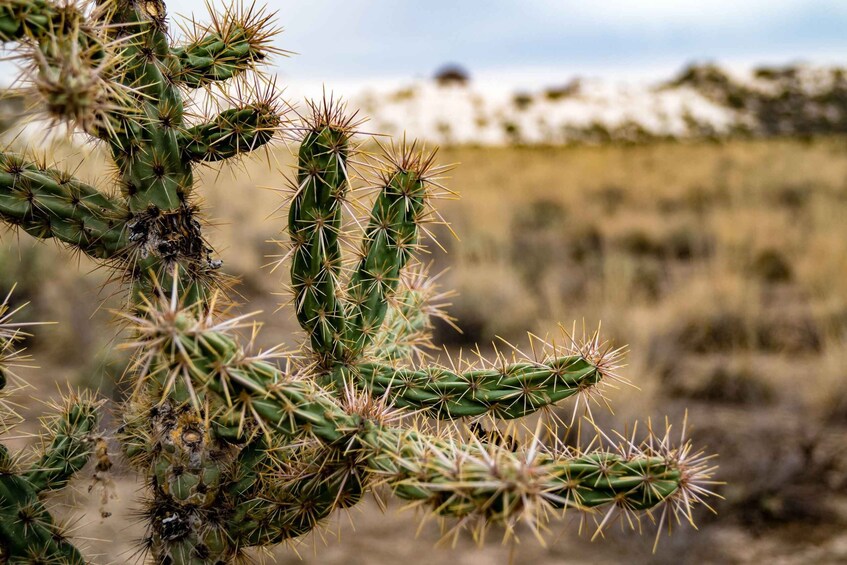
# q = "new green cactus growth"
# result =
<box><xmin>0</xmin><ymin>0</ymin><xmax>718</xmax><ymax>562</ymax></box>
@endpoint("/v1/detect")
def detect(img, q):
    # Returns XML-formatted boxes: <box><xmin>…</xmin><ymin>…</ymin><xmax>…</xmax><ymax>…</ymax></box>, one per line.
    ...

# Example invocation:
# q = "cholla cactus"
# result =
<box><xmin>0</xmin><ymin>0</ymin><xmax>718</xmax><ymax>562</ymax></box>
<box><xmin>0</xmin><ymin>0</ymin><xmax>283</xmax><ymax>303</ymax></box>
<box><xmin>0</xmin><ymin>290</ymin><xmax>99</xmax><ymax>563</ymax></box>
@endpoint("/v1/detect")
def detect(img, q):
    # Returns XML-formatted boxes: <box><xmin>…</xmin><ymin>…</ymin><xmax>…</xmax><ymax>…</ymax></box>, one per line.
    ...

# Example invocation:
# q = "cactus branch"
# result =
<box><xmin>172</xmin><ymin>1</ymin><xmax>283</xmax><ymax>88</ymax></box>
<box><xmin>229</xmin><ymin>442</ymin><xmax>366</xmax><ymax>546</ymax></box>
<box><xmin>364</xmin><ymin>421</ymin><xmax>713</xmax><ymax>535</ymax></box>
<box><xmin>24</xmin><ymin>398</ymin><xmax>99</xmax><ymax>493</ymax></box>
<box><xmin>344</xmin><ymin>143</ymin><xmax>438</xmax><ymax>355</ymax></box>
<box><xmin>181</xmin><ymin>101</ymin><xmax>284</xmax><ymax>162</ymax></box>
<box><xmin>287</xmin><ymin>100</ymin><xmax>356</xmax><ymax>361</ymax></box>
<box><xmin>338</xmin><ymin>352</ymin><xmax>612</xmax><ymax>420</ymax></box>
<box><xmin>0</xmin><ymin>151</ymin><xmax>128</xmax><ymax>259</ymax></box>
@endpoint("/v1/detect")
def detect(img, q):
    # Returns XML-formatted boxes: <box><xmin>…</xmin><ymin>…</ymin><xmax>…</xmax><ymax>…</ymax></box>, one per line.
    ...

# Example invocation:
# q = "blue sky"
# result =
<box><xmin>162</xmin><ymin>0</ymin><xmax>847</xmax><ymax>83</ymax></box>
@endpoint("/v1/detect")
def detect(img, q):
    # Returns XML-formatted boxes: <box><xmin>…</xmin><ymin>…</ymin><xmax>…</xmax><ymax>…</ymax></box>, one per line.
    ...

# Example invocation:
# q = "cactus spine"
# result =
<box><xmin>0</xmin><ymin>0</ymin><xmax>718</xmax><ymax>562</ymax></box>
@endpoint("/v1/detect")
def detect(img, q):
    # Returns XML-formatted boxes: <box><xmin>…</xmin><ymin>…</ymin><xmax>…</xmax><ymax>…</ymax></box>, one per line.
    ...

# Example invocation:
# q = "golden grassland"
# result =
<box><xmin>2</xmin><ymin>138</ymin><xmax>847</xmax><ymax>563</ymax></box>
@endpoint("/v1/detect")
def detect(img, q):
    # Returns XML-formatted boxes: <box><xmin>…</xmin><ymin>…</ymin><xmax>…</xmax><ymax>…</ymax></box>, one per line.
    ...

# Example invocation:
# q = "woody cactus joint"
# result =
<box><xmin>0</xmin><ymin>0</ymin><xmax>718</xmax><ymax>562</ymax></box>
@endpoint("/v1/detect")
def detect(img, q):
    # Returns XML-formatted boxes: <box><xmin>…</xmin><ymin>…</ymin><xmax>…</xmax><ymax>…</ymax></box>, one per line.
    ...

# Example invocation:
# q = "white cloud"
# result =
<box><xmin>160</xmin><ymin>0</ymin><xmax>847</xmax><ymax>80</ymax></box>
<box><xmin>531</xmin><ymin>0</ymin><xmax>844</xmax><ymax>27</ymax></box>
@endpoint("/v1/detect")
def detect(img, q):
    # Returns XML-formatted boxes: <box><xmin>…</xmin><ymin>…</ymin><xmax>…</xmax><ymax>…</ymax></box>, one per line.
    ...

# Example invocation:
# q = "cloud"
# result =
<box><xmin>533</xmin><ymin>0</ymin><xmax>847</xmax><ymax>27</ymax></box>
<box><xmin>162</xmin><ymin>0</ymin><xmax>847</xmax><ymax>79</ymax></box>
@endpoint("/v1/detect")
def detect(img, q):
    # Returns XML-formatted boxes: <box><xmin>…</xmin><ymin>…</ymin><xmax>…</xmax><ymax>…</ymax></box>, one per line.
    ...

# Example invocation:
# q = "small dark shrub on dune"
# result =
<box><xmin>772</xmin><ymin>183</ymin><xmax>812</xmax><ymax>210</ymax></box>
<box><xmin>589</xmin><ymin>184</ymin><xmax>628</xmax><ymax>213</ymax></box>
<box><xmin>568</xmin><ymin>224</ymin><xmax>605</xmax><ymax>264</ymax></box>
<box><xmin>749</xmin><ymin>248</ymin><xmax>793</xmax><ymax>283</ymax></box>
<box><xmin>617</xmin><ymin>230</ymin><xmax>664</xmax><ymax>258</ymax></box>
<box><xmin>616</xmin><ymin>227</ymin><xmax>713</xmax><ymax>262</ymax></box>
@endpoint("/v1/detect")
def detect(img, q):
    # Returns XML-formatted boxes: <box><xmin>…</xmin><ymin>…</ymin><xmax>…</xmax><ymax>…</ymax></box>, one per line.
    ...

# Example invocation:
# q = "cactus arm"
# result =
<box><xmin>181</xmin><ymin>103</ymin><xmax>282</xmax><ymax>162</ymax></box>
<box><xmin>0</xmin><ymin>152</ymin><xmax>129</xmax><ymax>259</ymax></box>
<box><xmin>194</xmin><ymin>357</ymin><xmax>353</xmax><ymax>444</ymax></box>
<box><xmin>23</xmin><ymin>399</ymin><xmax>99</xmax><ymax>493</ymax></box>
<box><xmin>366</xmin><ymin>426</ymin><xmax>684</xmax><ymax>521</ymax></box>
<box><xmin>229</xmin><ymin>444</ymin><xmax>365</xmax><ymax>547</ymax></box>
<box><xmin>232</xmin><ymin>482</ymin><xmax>341</xmax><ymax>545</ymax></box>
<box><xmin>345</xmin><ymin>166</ymin><xmax>428</xmax><ymax>355</ymax></box>
<box><xmin>338</xmin><ymin>355</ymin><xmax>605</xmax><ymax>420</ymax></box>
<box><xmin>172</xmin><ymin>39</ymin><xmax>254</xmax><ymax>88</ymax></box>
<box><xmin>288</xmin><ymin>117</ymin><xmax>351</xmax><ymax>361</ymax></box>
<box><xmin>171</xmin><ymin>9</ymin><xmax>280</xmax><ymax>89</ymax></box>
<box><xmin>95</xmin><ymin>0</ymin><xmax>192</xmax><ymax>212</ymax></box>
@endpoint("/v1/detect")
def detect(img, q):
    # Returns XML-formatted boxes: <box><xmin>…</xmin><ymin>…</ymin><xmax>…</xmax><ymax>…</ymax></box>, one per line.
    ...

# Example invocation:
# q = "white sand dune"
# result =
<box><xmin>280</xmin><ymin>63</ymin><xmax>847</xmax><ymax>145</ymax></box>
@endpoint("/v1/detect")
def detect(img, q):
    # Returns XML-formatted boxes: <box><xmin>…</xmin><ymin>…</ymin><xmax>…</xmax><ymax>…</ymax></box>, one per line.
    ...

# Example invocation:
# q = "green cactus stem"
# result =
<box><xmin>364</xmin><ymin>424</ymin><xmax>685</xmax><ymax>521</ymax></box>
<box><xmin>344</xmin><ymin>146</ymin><xmax>437</xmax><ymax>355</ymax></box>
<box><xmin>171</xmin><ymin>2</ymin><xmax>283</xmax><ymax>88</ymax></box>
<box><xmin>336</xmin><ymin>354</ymin><xmax>608</xmax><ymax>419</ymax></box>
<box><xmin>181</xmin><ymin>101</ymin><xmax>282</xmax><ymax>163</ymax></box>
<box><xmin>0</xmin><ymin>152</ymin><xmax>128</xmax><ymax>259</ymax></box>
<box><xmin>288</xmin><ymin>101</ymin><xmax>354</xmax><ymax>360</ymax></box>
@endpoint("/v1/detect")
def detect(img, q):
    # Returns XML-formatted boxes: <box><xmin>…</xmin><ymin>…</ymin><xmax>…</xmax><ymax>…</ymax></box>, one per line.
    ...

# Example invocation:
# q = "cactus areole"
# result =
<box><xmin>0</xmin><ymin>0</ymin><xmax>718</xmax><ymax>562</ymax></box>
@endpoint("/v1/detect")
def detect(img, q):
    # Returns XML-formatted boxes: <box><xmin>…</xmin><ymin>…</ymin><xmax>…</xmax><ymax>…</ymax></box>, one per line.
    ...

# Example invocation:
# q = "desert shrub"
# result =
<box><xmin>750</xmin><ymin>248</ymin><xmax>794</xmax><ymax>283</ymax></box>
